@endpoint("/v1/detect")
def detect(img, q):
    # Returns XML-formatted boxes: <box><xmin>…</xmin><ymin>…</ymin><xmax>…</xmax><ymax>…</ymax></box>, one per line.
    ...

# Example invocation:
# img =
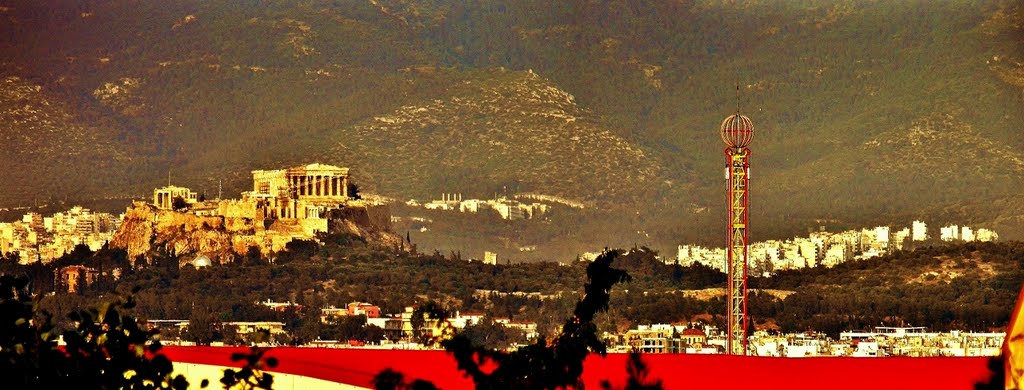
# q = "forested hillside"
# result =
<box><xmin>3</xmin><ymin>235</ymin><xmax>1020</xmax><ymax>340</ymax></box>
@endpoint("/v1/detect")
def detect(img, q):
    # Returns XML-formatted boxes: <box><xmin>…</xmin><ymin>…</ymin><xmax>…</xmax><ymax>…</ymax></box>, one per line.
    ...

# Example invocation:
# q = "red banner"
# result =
<box><xmin>160</xmin><ymin>346</ymin><xmax>994</xmax><ymax>389</ymax></box>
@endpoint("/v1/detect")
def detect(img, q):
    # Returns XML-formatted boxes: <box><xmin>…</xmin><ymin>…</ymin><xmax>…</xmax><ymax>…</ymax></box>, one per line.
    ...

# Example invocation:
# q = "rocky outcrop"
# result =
<box><xmin>326</xmin><ymin>203</ymin><xmax>405</xmax><ymax>250</ymax></box>
<box><xmin>110</xmin><ymin>202</ymin><xmax>256</xmax><ymax>263</ymax></box>
<box><xmin>110</xmin><ymin>201</ymin><xmax>403</xmax><ymax>264</ymax></box>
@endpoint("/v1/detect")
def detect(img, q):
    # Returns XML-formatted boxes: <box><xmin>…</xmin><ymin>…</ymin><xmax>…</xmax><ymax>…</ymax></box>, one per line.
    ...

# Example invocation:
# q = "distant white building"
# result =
<box><xmin>822</xmin><ymin>244</ymin><xmax>849</xmax><ymax>268</ymax></box>
<box><xmin>977</xmin><ymin>228</ymin><xmax>999</xmax><ymax>242</ymax></box>
<box><xmin>483</xmin><ymin>251</ymin><xmax>497</xmax><ymax>265</ymax></box>
<box><xmin>798</xmin><ymin>239</ymin><xmax>818</xmax><ymax>267</ymax></box>
<box><xmin>893</xmin><ymin>228</ymin><xmax>910</xmax><ymax>250</ymax></box>
<box><xmin>677</xmin><ymin>245</ymin><xmax>694</xmax><ymax>266</ymax></box>
<box><xmin>874</xmin><ymin>226</ymin><xmax>890</xmax><ymax>246</ymax></box>
<box><xmin>940</xmin><ymin>225</ymin><xmax>959</xmax><ymax>241</ymax></box>
<box><xmin>911</xmin><ymin>221</ymin><xmax>927</xmax><ymax>241</ymax></box>
<box><xmin>458</xmin><ymin>199</ymin><xmax>482</xmax><ymax>213</ymax></box>
<box><xmin>961</xmin><ymin>226</ymin><xmax>975</xmax><ymax>242</ymax></box>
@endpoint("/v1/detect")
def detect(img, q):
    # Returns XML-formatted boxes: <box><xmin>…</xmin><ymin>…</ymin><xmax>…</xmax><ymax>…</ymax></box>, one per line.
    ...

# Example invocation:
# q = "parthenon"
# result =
<box><xmin>249</xmin><ymin>163</ymin><xmax>351</xmax><ymax>221</ymax></box>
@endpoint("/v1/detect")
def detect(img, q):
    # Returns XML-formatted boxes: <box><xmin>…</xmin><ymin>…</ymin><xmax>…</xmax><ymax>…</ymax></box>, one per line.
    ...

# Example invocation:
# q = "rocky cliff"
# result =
<box><xmin>110</xmin><ymin>201</ymin><xmax>402</xmax><ymax>264</ymax></box>
<box><xmin>326</xmin><ymin>203</ymin><xmax>405</xmax><ymax>251</ymax></box>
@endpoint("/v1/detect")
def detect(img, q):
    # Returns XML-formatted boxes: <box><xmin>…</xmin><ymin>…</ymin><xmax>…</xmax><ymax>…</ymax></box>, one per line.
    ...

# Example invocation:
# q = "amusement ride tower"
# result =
<box><xmin>720</xmin><ymin>101</ymin><xmax>753</xmax><ymax>356</ymax></box>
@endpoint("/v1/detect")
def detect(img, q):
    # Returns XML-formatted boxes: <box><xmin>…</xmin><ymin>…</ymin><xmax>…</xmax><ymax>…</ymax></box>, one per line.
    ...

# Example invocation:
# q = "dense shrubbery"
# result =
<box><xmin>0</xmin><ymin>275</ymin><xmax>188</xmax><ymax>389</ymax></box>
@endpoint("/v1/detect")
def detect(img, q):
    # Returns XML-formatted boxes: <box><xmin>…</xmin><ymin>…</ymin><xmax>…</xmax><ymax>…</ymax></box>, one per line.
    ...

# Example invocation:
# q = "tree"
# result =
<box><xmin>363</xmin><ymin>324</ymin><xmax>386</xmax><ymax>344</ymax></box>
<box><xmin>458</xmin><ymin>317</ymin><xmax>524</xmax><ymax>351</ymax></box>
<box><xmin>0</xmin><ymin>276</ymin><xmax>190</xmax><ymax>389</ymax></box>
<box><xmin>396</xmin><ymin>249</ymin><xmax>634</xmax><ymax>389</ymax></box>
<box><xmin>185</xmin><ymin>309</ymin><xmax>215</xmax><ymax>345</ymax></box>
<box><xmin>347</xmin><ymin>182</ymin><xmax>362</xmax><ymax>200</ymax></box>
<box><xmin>372</xmin><ymin>369</ymin><xmax>438</xmax><ymax>390</ymax></box>
<box><xmin>171</xmin><ymin>196</ymin><xmax>190</xmax><ymax>211</ymax></box>
<box><xmin>220</xmin><ymin>330</ymin><xmax>279</xmax><ymax>390</ymax></box>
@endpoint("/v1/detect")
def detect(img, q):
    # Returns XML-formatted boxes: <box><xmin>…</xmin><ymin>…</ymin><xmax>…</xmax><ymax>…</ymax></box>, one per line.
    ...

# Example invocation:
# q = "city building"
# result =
<box><xmin>0</xmin><ymin>207</ymin><xmax>121</xmax><ymax>264</ymax></box>
<box><xmin>320</xmin><ymin>302</ymin><xmax>382</xmax><ymax>323</ymax></box>
<box><xmin>55</xmin><ymin>265</ymin><xmax>99</xmax><ymax>294</ymax></box>
<box><xmin>225</xmin><ymin>321</ymin><xmax>287</xmax><ymax>336</ymax></box>
<box><xmin>941</xmin><ymin>225</ymin><xmax>960</xmax><ymax>241</ymax></box>
<box><xmin>676</xmin><ymin>221</ymin><xmax>998</xmax><ymax>276</ymax></box>
<box><xmin>260</xmin><ymin>299</ymin><xmax>302</xmax><ymax>312</ymax></box>
<box><xmin>347</xmin><ymin>302</ymin><xmax>382</xmax><ymax>318</ymax></box>
<box><xmin>874</xmin><ymin>226</ymin><xmax>890</xmax><ymax>250</ymax></box>
<box><xmin>977</xmin><ymin>228</ymin><xmax>999</xmax><ymax>242</ymax></box>
<box><xmin>912</xmin><ymin>221</ymin><xmax>927</xmax><ymax>241</ymax></box>
<box><xmin>961</xmin><ymin>226</ymin><xmax>975</xmax><ymax>242</ymax></box>
<box><xmin>418</xmin><ymin>195</ymin><xmax>549</xmax><ymax>221</ymax></box>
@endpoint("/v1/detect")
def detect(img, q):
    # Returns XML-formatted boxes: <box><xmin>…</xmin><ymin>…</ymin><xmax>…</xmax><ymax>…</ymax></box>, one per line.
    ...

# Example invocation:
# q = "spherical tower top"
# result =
<box><xmin>720</xmin><ymin>114</ymin><xmax>754</xmax><ymax>148</ymax></box>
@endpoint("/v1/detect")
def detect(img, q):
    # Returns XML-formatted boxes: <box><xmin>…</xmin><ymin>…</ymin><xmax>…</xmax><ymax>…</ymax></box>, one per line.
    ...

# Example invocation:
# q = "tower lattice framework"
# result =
<box><xmin>720</xmin><ymin>111</ymin><xmax>753</xmax><ymax>356</ymax></box>
<box><xmin>726</xmin><ymin>147</ymin><xmax>750</xmax><ymax>355</ymax></box>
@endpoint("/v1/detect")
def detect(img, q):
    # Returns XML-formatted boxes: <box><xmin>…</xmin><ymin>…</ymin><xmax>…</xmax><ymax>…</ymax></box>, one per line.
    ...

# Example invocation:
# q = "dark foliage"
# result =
<box><xmin>221</xmin><ymin>333</ymin><xmax>278</xmax><ymax>390</ymax></box>
<box><xmin>974</xmin><ymin>354</ymin><xmax>1005</xmax><ymax>390</ymax></box>
<box><xmin>439</xmin><ymin>249</ymin><xmax>631</xmax><ymax>389</ymax></box>
<box><xmin>171</xmin><ymin>196</ymin><xmax>190</xmax><ymax>212</ymax></box>
<box><xmin>348</xmin><ymin>182</ymin><xmax>362</xmax><ymax>201</ymax></box>
<box><xmin>456</xmin><ymin>317</ymin><xmax>526</xmax><ymax>351</ymax></box>
<box><xmin>0</xmin><ymin>276</ymin><xmax>189</xmax><ymax>389</ymax></box>
<box><xmin>601</xmin><ymin>352</ymin><xmax>663</xmax><ymax>390</ymax></box>
<box><xmin>373</xmin><ymin>368</ymin><xmax>439</xmax><ymax>390</ymax></box>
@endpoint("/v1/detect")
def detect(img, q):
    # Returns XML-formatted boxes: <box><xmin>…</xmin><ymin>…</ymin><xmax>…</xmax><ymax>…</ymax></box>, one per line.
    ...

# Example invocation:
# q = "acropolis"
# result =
<box><xmin>112</xmin><ymin>163</ymin><xmax>398</xmax><ymax>263</ymax></box>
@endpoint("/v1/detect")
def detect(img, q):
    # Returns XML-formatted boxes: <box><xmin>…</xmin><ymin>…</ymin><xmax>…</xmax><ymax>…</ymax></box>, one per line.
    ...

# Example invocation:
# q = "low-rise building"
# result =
<box><xmin>55</xmin><ymin>265</ymin><xmax>99</xmax><ymax>294</ymax></box>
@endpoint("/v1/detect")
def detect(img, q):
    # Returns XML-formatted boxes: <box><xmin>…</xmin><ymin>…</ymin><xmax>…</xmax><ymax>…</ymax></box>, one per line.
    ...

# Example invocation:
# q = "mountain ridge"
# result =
<box><xmin>0</xmin><ymin>0</ymin><xmax>1021</xmax><ymax>247</ymax></box>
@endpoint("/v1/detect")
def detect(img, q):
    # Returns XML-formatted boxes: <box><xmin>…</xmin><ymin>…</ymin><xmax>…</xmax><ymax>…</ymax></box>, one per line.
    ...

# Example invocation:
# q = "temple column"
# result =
<box><xmin>342</xmin><ymin>176</ymin><xmax>349</xmax><ymax>199</ymax></box>
<box><xmin>332</xmin><ymin>177</ymin><xmax>338</xmax><ymax>197</ymax></box>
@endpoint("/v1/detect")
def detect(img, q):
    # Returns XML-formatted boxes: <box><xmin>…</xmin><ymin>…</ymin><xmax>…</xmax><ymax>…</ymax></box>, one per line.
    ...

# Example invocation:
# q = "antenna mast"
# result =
<box><xmin>735</xmin><ymin>77</ymin><xmax>740</xmax><ymax>115</ymax></box>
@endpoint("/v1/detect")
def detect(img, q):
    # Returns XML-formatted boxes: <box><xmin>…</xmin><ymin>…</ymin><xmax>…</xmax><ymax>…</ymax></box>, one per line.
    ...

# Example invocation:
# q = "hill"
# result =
<box><xmin>746</xmin><ymin>241</ymin><xmax>1024</xmax><ymax>334</ymax></box>
<box><xmin>11</xmin><ymin>238</ymin><xmax>1021</xmax><ymax>339</ymax></box>
<box><xmin>0</xmin><ymin>0</ymin><xmax>1021</xmax><ymax>248</ymax></box>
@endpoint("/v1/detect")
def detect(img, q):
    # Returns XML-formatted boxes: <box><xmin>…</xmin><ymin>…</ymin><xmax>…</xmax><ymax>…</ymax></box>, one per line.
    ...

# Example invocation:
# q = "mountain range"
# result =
<box><xmin>0</xmin><ymin>0</ymin><xmax>1021</xmax><ymax>251</ymax></box>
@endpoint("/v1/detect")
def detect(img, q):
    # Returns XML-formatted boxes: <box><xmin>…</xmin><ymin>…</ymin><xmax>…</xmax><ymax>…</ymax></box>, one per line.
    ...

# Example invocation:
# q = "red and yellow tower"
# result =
<box><xmin>720</xmin><ymin>112</ymin><xmax>753</xmax><ymax>355</ymax></box>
